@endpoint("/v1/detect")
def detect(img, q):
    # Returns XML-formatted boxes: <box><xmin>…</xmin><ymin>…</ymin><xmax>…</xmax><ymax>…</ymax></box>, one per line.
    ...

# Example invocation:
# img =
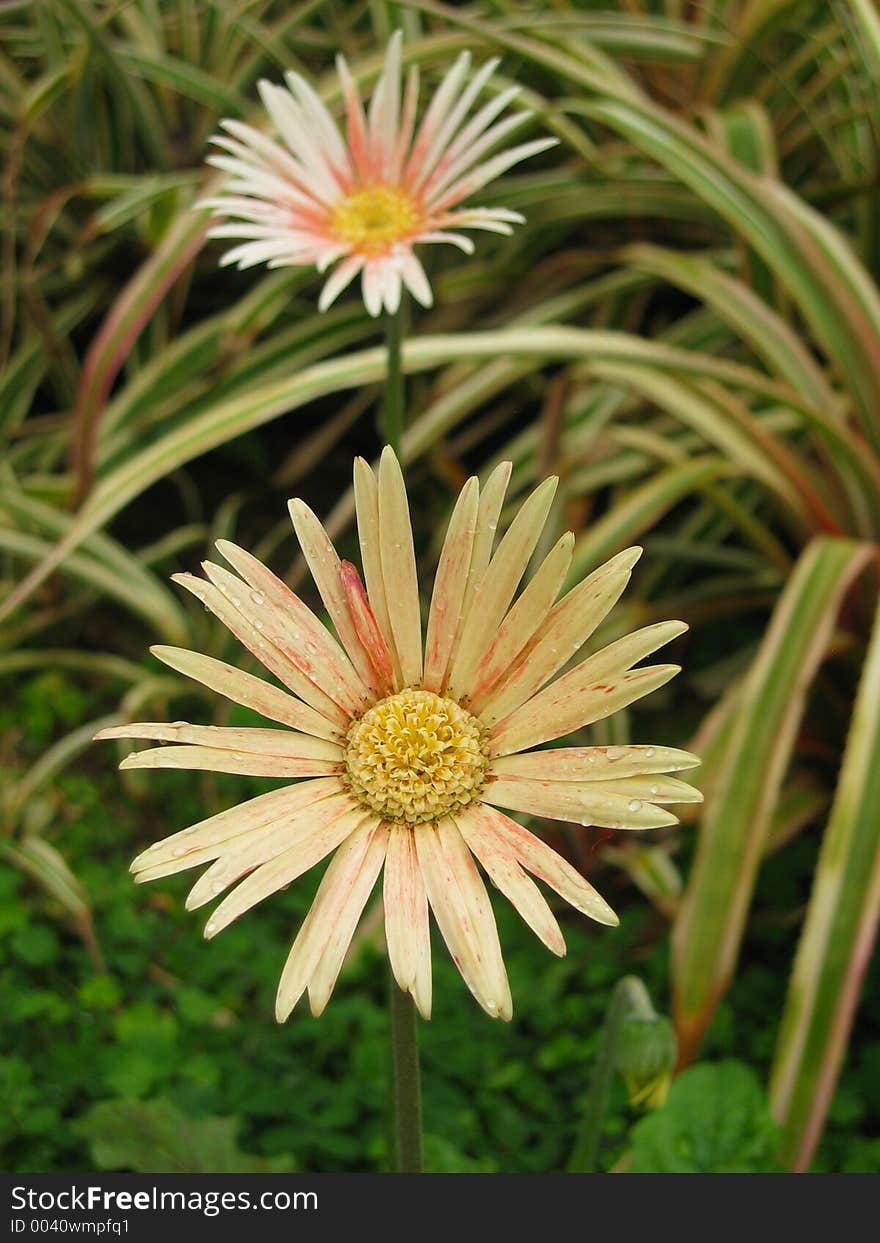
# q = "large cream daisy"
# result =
<box><xmin>96</xmin><ymin>449</ymin><xmax>699</xmax><ymax>1021</ymax></box>
<box><xmin>198</xmin><ymin>31</ymin><xmax>556</xmax><ymax>315</ymax></box>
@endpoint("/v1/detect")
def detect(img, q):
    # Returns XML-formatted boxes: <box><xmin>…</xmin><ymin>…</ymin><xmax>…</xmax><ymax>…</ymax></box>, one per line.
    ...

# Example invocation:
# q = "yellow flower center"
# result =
<box><xmin>331</xmin><ymin>184</ymin><xmax>421</xmax><ymax>256</ymax></box>
<box><xmin>344</xmin><ymin>689</ymin><xmax>488</xmax><ymax>824</ymax></box>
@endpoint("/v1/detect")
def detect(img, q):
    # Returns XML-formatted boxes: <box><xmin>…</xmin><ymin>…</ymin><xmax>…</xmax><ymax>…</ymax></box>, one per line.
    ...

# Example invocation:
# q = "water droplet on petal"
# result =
<box><xmin>649</xmin><ymin>785</ymin><xmax>659</xmax><ymax>796</ymax></box>
<box><xmin>205</xmin><ymin>922</ymin><xmax>217</xmax><ymax>936</ymax></box>
<box><xmin>645</xmin><ymin>747</ymin><xmax>656</xmax><ymax>758</ymax></box>
<box><xmin>627</xmin><ymin>799</ymin><xmax>642</xmax><ymax>812</ymax></box>
<box><xmin>250</xmin><ymin>590</ymin><xmax>265</xmax><ymax>605</ymax></box>
<box><xmin>172</xmin><ymin>847</ymin><xmax>187</xmax><ymax>858</ymax></box>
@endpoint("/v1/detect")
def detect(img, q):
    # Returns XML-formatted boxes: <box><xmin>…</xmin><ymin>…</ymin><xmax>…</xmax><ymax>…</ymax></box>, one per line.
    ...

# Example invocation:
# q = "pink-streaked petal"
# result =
<box><xmin>398</xmin><ymin>250</ymin><xmax>433</xmax><ymax>308</ymax></box>
<box><xmin>96</xmin><ymin>720</ymin><xmax>341</xmax><ymax>760</ymax></box>
<box><xmin>130</xmin><ymin>779</ymin><xmax>340</xmax><ymax>878</ymax></box>
<box><xmin>478</xmin><ymin>803</ymin><xmax>618</xmax><ymax>924</ymax></box>
<box><xmin>362</xmin><ymin>261</ymin><xmax>384</xmax><ymax>317</ymax></box>
<box><xmin>383</xmin><ymin>826</ymin><xmax>432</xmax><ymax>1018</ymax></box>
<box><xmin>490</xmin><ymin>664</ymin><xmax>682</xmax><ymax>759</ymax></box>
<box><xmin>430</xmin><ymin>137</ymin><xmax>558</xmax><ymax>214</ymax></box>
<box><xmin>405</xmin><ymin>51</ymin><xmax>472</xmax><ymax>182</ymax></box>
<box><xmin>218</xmin><ymin>119</ymin><xmax>331</xmax><ymax>209</ymax></box>
<box><xmin>481</xmin><ymin>774</ymin><xmax>680</xmax><ymax>830</ymax></box>
<box><xmin>273</xmin><ymin>507</ymin><xmax>381</xmax><ymax>703</ymax></box>
<box><xmin>339</xmin><ymin>560</ymin><xmax>395</xmax><ymax>693</ymax></box>
<box><xmin>336</xmin><ymin>53</ymin><xmax>371</xmax><ymax>180</ymax></box>
<box><xmin>205</xmin><ymin>798</ymin><xmax>368</xmax><ymax>939</ymax></box>
<box><xmin>257</xmin><ymin>80</ymin><xmax>340</xmax><ymax>205</ymax></box>
<box><xmin>423</xmin><ymin>476</ymin><xmax>479</xmax><ymax>694</ymax></box>
<box><xmin>377</xmin><ymin>447</ymin><xmax>422</xmax><ymax>687</ymax></box>
<box><xmin>422</xmin><ymin>86</ymin><xmax>522</xmax><ymax>194</ymax></box>
<box><xmin>392</xmin><ymin>65</ymin><xmax>420</xmax><ymax>179</ymax></box>
<box><xmin>476</xmin><ymin>547</ymin><xmax>644</xmax><ymax>726</ymax></box>
<box><xmin>367</xmin><ymin>29</ymin><xmax>401</xmax><ymax>180</ymax></box>
<box><xmin>206</xmin><ymin>550</ymin><xmax>370</xmax><ymax>717</ymax></box>
<box><xmin>318</xmin><ymin>254</ymin><xmax>365</xmax><ymax>311</ymax></box>
<box><xmin>276</xmin><ymin>817</ymin><xmax>384</xmax><ymax>1021</ymax></box>
<box><xmin>308</xmin><ymin>822</ymin><xmax>390</xmax><ymax>1016</ymax></box>
<box><xmin>283</xmin><ymin>69</ymin><xmax>352</xmax><ymax>182</ymax></box>
<box><xmin>410</xmin><ymin>57</ymin><xmax>500</xmax><ymax>192</ymax></box>
<box><xmin>446</xmin><ymin>475</ymin><xmax>557</xmax><ymax>699</ymax></box>
<box><xmin>118</xmin><ymin>745</ymin><xmax>342</xmax><ymax>779</ymax></box>
<box><xmin>415</xmin><ymin>817</ymin><xmax>512</xmax><ymax>1020</ymax></box>
<box><xmin>455</xmin><ymin>804</ymin><xmax>564</xmax><ymax>956</ymax></box>
<box><xmin>423</xmin><ymin>110</ymin><xmax>531</xmax><ymax>205</ymax></box>
<box><xmin>353</xmin><ymin>456</ymin><xmax>402</xmax><ymax>687</ymax></box>
<box><xmin>418</xmin><ymin>230</ymin><xmax>475</xmax><ymax>253</ymax></box>
<box><xmin>469</xmin><ymin>532</ymin><xmax>573</xmax><ymax>708</ymax></box>
<box><xmin>171</xmin><ymin>572</ymin><xmax>349</xmax><ymax>728</ymax></box>
<box><xmin>149</xmin><ymin>645</ymin><xmax>343</xmax><ymax>742</ymax></box>
<box><xmin>490</xmin><ymin>745</ymin><xmax>702</xmax><ymax>782</ymax></box>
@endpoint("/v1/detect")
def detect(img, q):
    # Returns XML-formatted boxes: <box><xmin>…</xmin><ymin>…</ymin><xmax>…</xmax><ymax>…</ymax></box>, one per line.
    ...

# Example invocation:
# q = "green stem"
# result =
<box><xmin>389</xmin><ymin>968</ymin><xmax>423</xmax><ymax>1173</ymax></box>
<box><xmin>568</xmin><ymin>976</ymin><xmax>656</xmax><ymax>1173</ymax></box>
<box><xmin>380</xmin><ymin>305</ymin><xmax>404</xmax><ymax>453</ymax></box>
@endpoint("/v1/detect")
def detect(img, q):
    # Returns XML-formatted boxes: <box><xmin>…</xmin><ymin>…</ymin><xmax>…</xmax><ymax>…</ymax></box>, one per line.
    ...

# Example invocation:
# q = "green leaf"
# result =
<box><xmin>76</xmin><ymin>1099</ymin><xmax>292</xmax><ymax>1173</ymax></box>
<box><xmin>770</xmin><ymin>587</ymin><xmax>880</xmax><ymax>1170</ymax></box>
<box><xmin>628</xmin><ymin>1061</ymin><xmax>780</xmax><ymax>1173</ymax></box>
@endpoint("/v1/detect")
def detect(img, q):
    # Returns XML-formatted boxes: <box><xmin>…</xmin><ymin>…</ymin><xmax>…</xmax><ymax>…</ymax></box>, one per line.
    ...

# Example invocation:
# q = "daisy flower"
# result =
<box><xmin>96</xmin><ymin>449</ymin><xmax>700</xmax><ymax>1021</ymax></box>
<box><xmin>198</xmin><ymin>31</ymin><xmax>557</xmax><ymax>315</ymax></box>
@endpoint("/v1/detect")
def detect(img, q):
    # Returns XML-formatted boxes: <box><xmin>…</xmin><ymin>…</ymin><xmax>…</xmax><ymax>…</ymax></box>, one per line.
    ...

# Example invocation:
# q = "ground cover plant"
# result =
<box><xmin>2</xmin><ymin>0</ymin><xmax>880</xmax><ymax>1174</ymax></box>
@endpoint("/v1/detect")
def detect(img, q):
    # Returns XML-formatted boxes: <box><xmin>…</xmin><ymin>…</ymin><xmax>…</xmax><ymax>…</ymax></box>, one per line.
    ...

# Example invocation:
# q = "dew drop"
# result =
<box><xmin>231</xmin><ymin>597</ymin><xmax>241</xmax><ymax>608</ymax></box>
<box><xmin>627</xmin><ymin>799</ymin><xmax>642</xmax><ymax>812</ymax></box>
<box><xmin>254</xmin><ymin>620</ymin><xmax>264</xmax><ymax>631</ymax></box>
<box><xmin>172</xmin><ymin>847</ymin><xmax>188</xmax><ymax>858</ymax></box>
<box><xmin>250</xmin><ymin>590</ymin><xmax>265</xmax><ymax>605</ymax></box>
<box><xmin>645</xmin><ymin>747</ymin><xmax>656</xmax><ymax>758</ymax></box>
<box><xmin>205</xmin><ymin>922</ymin><xmax>217</xmax><ymax>936</ymax></box>
<box><xmin>649</xmin><ymin>785</ymin><xmax>659</xmax><ymax>796</ymax></box>
<box><xmin>587</xmin><ymin>754</ymin><xmax>596</xmax><ymax>765</ymax></box>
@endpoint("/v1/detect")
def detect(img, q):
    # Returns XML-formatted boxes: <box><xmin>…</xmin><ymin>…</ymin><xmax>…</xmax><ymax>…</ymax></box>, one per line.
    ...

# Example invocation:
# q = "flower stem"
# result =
<box><xmin>380</xmin><ymin>304</ymin><xmax>404</xmax><ymax>454</ymax></box>
<box><xmin>567</xmin><ymin>975</ymin><xmax>657</xmax><ymax>1172</ymax></box>
<box><xmin>389</xmin><ymin>968</ymin><xmax>423</xmax><ymax>1173</ymax></box>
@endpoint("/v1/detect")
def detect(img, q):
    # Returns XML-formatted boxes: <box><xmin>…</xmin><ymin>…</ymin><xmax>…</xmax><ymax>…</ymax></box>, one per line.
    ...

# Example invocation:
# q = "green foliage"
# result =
<box><xmin>3</xmin><ymin>0</ymin><xmax>880</xmax><ymax>1175</ymax></box>
<box><xmin>628</xmin><ymin>1062</ymin><xmax>780</xmax><ymax>1173</ymax></box>
<box><xmin>76</xmin><ymin>1099</ymin><xmax>292</xmax><ymax>1173</ymax></box>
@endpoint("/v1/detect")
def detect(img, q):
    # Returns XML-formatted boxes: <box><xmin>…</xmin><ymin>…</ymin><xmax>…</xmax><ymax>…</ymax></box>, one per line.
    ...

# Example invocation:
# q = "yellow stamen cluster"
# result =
<box><xmin>331</xmin><ymin>184</ymin><xmax>422</xmax><ymax>256</ymax></box>
<box><xmin>344</xmin><ymin>689</ymin><xmax>488</xmax><ymax>824</ymax></box>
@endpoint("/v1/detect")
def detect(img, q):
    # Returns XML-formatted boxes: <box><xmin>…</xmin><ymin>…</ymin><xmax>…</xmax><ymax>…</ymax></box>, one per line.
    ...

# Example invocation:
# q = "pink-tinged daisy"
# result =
<box><xmin>96</xmin><ymin>449</ymin><xmax>700</xmax><ymax>1021</ymax></box>
<box><xmin>197</xmin><ymin>31</ymin><xmax>557</xmax><ymax>315</ymax></box>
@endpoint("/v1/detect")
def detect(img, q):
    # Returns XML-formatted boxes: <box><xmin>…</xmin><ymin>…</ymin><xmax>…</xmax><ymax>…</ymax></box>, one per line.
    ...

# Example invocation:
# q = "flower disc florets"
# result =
<box><xmin>344</xmin><ymin>689</ymin><xmax>488</xmax><ymax>824</ymax></box>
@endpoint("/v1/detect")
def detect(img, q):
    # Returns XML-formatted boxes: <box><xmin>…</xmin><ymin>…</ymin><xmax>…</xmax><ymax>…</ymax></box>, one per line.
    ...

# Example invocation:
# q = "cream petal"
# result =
<box><xmin>336</xmin><ymin>54</ymin><xmax>370</xmax><ymax>179</ymax></box>
<box><xmin>218</xmin><ymin>120</ymin><xmax>329</xmax><ymax>208</ymax></box>
<box><xmin>308</xmin><ymin>823</ymin><xmax>390</xmax><ymax>1016</ymax></box>
<box><xmin>477</xmin><ymin>803</ymin><xmax>618</xmax><ymax>925</ymax></box>
<box><xmin>424</xmin><ymin>110</ymin><xmax>530</xmax><ymax>205</ymax></box>
<box><xmin>339</xmin><ymin>561</ymin><xmax>394</xmax><ymax>692</ymax></box>
<box><xmin>362</xmin><ymin>262</ymin><xmax>383</xmax><ymax>317</ymax></box>
<box><xmin>256</xmin><ymin>80</ymin><xmax>339</xmax><ymax>204</ymax></box>
<box><xmin>130</xmin><ymin>779</ymin><xmax>340</xmax><ymax>875</ymax></box>
<box><xmin>216</xmin><ymin>539</ymin><xmax>375</xmax><ymax>710</ymax></box>
<box><xmin>171</xmin><ymin>571</ymin><xmax>348</xmax><ymax>727</ymax></box>
<box><xmin>367</xmin><ymin>30</ymin><xmax>401</xmax><ymax>180</ymax></box>
<box><xmin>383</xmin><ymin>826</ymin><xmax>432</xmax><ymax>1017</ymax></box>
<box><xmin>392</xmin><ymin>66</ymin><xmax>420</xmax><ymax>178</ymax></box>
<box><xmin>276</xmin><ymin>818</ymin><xmax>384</xmax><ymax>1021</ymax></box>
<box><xmin>489</xmin><ymin>664</ymin><xmax>681</xmax><ymax>758</ymax></box>
<box><xmin>415</xmin><ymin>817</ymin><xmax>512</xmax><ymax>1020</ymax></box>
<box><xmin>184</xmin><ymin>790</ymin><xmax>350</xmax><ymax>909</ymax></box>
<box><xmin>96</xmin><ymin>721</ymin><xmax>341</xmax><ymax>759</ymax></box>
<box><xmin>454</xmin><ymin>805</ymin><xmax>564</xmax><ymax>956</ymax></box>
<box><xmin>282</xmin><ymin>70</ymin><xmax>351</xmax><ymax>179</ymax></box>
<box><xmin>481</xmin><ymin>775</ymin><xmax>680</xmax><ymax>830</ymax></box>
<box><xmin>148</xmin><ymin>646</ymin><xmax>343</xmax><ymax>743</ymax></box>
<box><xmin>469</xmin><ymin>531</ymin><xmax>573</xmax><ymax>707</ymax></box>
<box><xmin>377</xmin><ymin>448</ymin><xmax>422</xmax><ymax>686</ymax></box>
<box><xmin>446</xmin><ymin>475</ymin><xmax>558</xmax><ymax>699</ymax></box>
<box><xmin>119</xmin><ymin>745</ymin><xmax>342</xmax><ymax>779</ymax></box>
<box><xmin>422</xmin><ymin>476</ymin><xmax>479</xmax><ymax>693</ymax></box>
<box><xmin>444</xmin><ymin>460</ymin><xmax>511</xmax><ymax>678</ymax></box>
<box><xmin>475</xmin><ymin>547</ymin><xmax>643</xmax><ymax>725</ymax></box>
<box><xmin>490</xmin><ymin>745</ymin><xmax>701</xmax><ymax>781</ymax></box>
<box><xmin>272</xmin><ymin>497</ymin><xmax>385</xmax><ymax>698</ymax></box>
<box><xmin>353</xmin><ymin>457</ymin><xmax>402</xmax><ymax>686</ymax></box>
<box><xmin>421</xmin><ymin>87</ymin><xmax>521</xmax><ymax>195</ymax></box>
<box><xmin>205</xmin><ymin>797</ymin><xmax>366</xmax><ymax>939</ymax></box>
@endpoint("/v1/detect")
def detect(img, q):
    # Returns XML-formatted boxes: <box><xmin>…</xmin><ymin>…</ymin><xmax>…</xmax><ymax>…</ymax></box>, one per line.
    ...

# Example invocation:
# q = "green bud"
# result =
<box><xmin>614</xmin><ymin>1014</ymin><xmax>678</xmax><ymax>1110</ymax></box>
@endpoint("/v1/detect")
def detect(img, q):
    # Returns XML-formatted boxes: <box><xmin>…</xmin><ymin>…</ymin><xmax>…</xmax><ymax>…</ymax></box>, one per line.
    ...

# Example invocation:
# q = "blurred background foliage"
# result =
<box><xmin>2</xmin><ymin>0</ymin><xmax>880</xmax><ymax>1173</ymax></box>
